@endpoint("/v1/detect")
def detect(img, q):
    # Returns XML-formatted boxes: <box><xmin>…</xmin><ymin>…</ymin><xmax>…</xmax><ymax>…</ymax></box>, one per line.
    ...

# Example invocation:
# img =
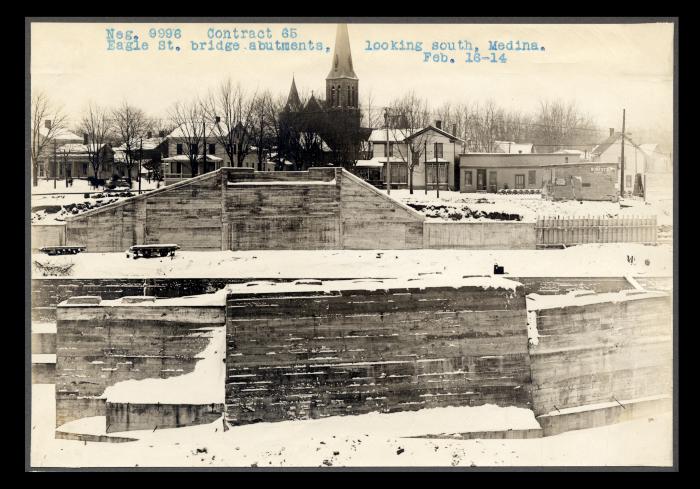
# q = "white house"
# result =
<box><xmin>361</xmin><ymin>123</ymin><xmax>464</xmax><ymax>190</ymax></box>
<box><xmin>591</xmin><ymin>128</ymin><xmax>672</xmax><ymax>196</ymax></box>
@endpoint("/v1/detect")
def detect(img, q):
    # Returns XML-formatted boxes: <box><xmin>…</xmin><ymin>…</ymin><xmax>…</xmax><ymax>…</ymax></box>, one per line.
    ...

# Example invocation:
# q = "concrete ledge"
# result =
<box><xmin>106</xmin><ymin>402</ymin><xmax>224</xmax><ymax>433</ymax></box>
<box><xmin>536</xmin><ymin>396</ymin><xmax>671</xmax><ymax>437</ymax></box>
<box><xmin>55</xmin><ymin>430</ymin><xmax>138</xmax><ymax>443</ymax></box>
<box><xmin>408</xmin><ymin>428</ymin><xmax>543</xmax><ymax>440</ymax></box>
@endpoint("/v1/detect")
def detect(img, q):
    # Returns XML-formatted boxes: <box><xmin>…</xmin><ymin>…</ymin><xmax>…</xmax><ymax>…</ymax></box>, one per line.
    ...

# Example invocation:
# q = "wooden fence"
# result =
<box><xmin>535</xmin><ymin>216</ymin><xmax>657</xmax><ymax>248</ymax></box>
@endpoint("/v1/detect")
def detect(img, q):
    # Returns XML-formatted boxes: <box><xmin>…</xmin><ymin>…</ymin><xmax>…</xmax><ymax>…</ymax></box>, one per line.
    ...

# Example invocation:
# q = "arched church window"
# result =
<box><xmin>331</xmin><ymin>86</ymin><xmax>336</xmax><ymax>107</ymax></box>
<box><xmin>347</xmin><ymin>86</ymin><xmax>351</xmax><ymax>106</ymax></box>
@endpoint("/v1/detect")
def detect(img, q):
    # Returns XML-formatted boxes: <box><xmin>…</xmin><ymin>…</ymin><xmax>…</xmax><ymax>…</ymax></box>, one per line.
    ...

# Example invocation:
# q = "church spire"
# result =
<box><xmin>286</xmin><ymin>75</ymin><xmax>302</xmax><ymax>111</ymax></box>
<box><xmin>326</xmin><ymin>23</ymin><xmax>358</xmax><ymax>80</ymax></box>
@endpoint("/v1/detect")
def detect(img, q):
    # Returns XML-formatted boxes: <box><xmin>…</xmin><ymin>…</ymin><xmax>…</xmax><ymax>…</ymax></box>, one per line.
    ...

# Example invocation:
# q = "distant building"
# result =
<box><xmin>458</xmin><ymin>152</ymin><xmax>581</xmax><ymax>193</ymax></box>
<box><xmin>492</xmin><ymin>140</ymin><xmax>534</xmax><ymax>154</ymax></box>
<box><xmin>113</xmin><ymin>136</ymin><xmax>169</xmax><ymax>180</ymax></box>
<box><xmin>45</xmin><ymin>143</ymin><xmax>116</xmax><ymax>180</ymax></box>
<box><xmin>36</xmin><ymin>126</ymin><xmax>84</xmax><ymax>179</ymax></box>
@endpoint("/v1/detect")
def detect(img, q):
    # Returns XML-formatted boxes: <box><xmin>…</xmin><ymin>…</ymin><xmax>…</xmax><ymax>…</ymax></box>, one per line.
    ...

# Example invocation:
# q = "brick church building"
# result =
<box><xmin>277</xmin><ymin>24</ymin><xmax>370</xmax><ymax>170</ymax></box>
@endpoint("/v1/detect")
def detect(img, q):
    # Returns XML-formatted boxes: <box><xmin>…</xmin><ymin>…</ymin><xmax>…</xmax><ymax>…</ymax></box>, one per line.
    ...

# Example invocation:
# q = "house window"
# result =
<box><xmin>626</xmin><ymin>175</ymin><xmax>632</xmax><ymax>188</ymax></box>
<box><xmin>434</xmin><ymin>143</ymin><xmax>444</xmax><ymax>159</ymax></box>
<box><xmin>388</xmin><ymin>143</ymin><xmax>394</xmax><ymax>157</ymax></box>
<box><xmin>528</xmin><ymin>170</ymin><xmax>536</xmax><ymax>186</ymax></box>
<box><xmin>172</xmin><ymin>161</ymin><xmax>182</xmax><ymax>174</ymax></box>
<box><xmin>388</xmin><ymin>162</ymin><xmax>408</xmax><ymax>184</ymax></box>
<box><xmin>176</xmin><ymin>143</ymin><xmax>183</xmax><ymax>155</ymax></box>
<box><xmin>190</xmin><ymin>144</ymin><xmax>198</xmax><ymax>155</ymax></box>
<box><xmin>515</xmin><ymin>174</ymin><xmax>525</xmax><ymax>189</ymax></box>
<box><xmin>38</xmin><ymin>165</ymin><xmax>45</xmax><ymax>177</ymax></box>
<box><xmin>464</xmin><ymin>171</ymin><xmax>473</xmax><ymax>186</ymax></box>
<box><xmin>209</xmin><ymin>143</ymin><xmax>216</xmax><ymax>154</ymax></box>
<box><xmin>82</xmin><ymin>163</ymin><xmax>88</xmax><ymax>175</ymax></box>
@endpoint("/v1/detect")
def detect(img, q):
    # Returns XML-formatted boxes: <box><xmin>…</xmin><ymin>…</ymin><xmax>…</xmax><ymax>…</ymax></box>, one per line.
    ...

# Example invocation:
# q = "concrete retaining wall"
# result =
<box><xmin>106</xmin><ymin>402</ymin><xmax>224</xmax><ymax>433</ymax></box>
<box><xmin>528</xmin><ymin>294</ymin><xmax>673</xmax><ymax>416</ymax></box>
<box><xmin>55</xmin><ymin>300</ymin><xmax>225</xmax><ymax>427</ymax></box>
<box><xmin>424</xmin><ymin>221</ymin><xmax>537</xmax><ymax>249</ymax></box>
<box><xmin>225</xmin><ymin>281</ymin><xmax>533</xmax><ymax>425</ymax></box>
<box><xmin>31</xmin><ymin>224</ymin><xmax>65</xmax><ymax>252</ymax></box>
<box><xmin>60</xmin><ymin>168</ymin><xmax>427</xmax><ymax>252</ymax></box>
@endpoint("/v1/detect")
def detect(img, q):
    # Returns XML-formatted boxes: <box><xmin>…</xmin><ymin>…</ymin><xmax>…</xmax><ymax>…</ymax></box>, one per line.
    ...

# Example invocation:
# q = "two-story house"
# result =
<box><xmin>358</xmin><ymin>122</ymin><xmax>463</xmax><ymax>190</ymax></box>
<box><xmin>163</xmin><ymin>123</ymin><xmax>258</xmax><ymax>182</ymax></box>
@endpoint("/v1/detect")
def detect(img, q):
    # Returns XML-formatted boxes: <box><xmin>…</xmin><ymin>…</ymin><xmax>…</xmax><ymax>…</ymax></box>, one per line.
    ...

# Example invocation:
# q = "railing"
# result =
<box><xmin>535</xmin><ymin>215</ymin><xmax>657</xmax><ymax>248</ymax></box>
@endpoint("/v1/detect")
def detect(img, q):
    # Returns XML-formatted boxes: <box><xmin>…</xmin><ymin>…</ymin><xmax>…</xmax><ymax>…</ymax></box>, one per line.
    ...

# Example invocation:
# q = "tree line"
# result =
<box><xmin>32</xmin><ymin>83</ymin><xmax>608</xmax><ymax>187</ymax></box>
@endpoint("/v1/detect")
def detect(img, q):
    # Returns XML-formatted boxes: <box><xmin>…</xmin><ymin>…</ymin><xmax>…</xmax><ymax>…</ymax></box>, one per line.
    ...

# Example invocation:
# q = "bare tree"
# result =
<box><xmin>168</xmin><ymin>98</ymin><xmax>206</xmax><ymax>178</ymax></box>
<box><xmin>77</xmin><ymin>103</ymin><xmax>112</xmax><ymax>186</ymax></box>
<box><xmin>204</xmin><ymin>78</ymin><xmax>257</xmax><ymax>167</ymax></box>
<box><xmin>31</xmin><ymin>92</ymin><xmax>68</xmax><ymax>187</ymax></box>
<box><xmin>388</xmin><ymin>92</ymin><xmax>432</xmax><ymax>194</ymax></box>
<box><xmin>249</xmin><ymin>90</ymin><xmax>276</xmax><ymax>170</ymax></box>
<box><xmin>112</xmin><ymin>101</ymin><xmax>148</xmax><ymax>185</ymax></box>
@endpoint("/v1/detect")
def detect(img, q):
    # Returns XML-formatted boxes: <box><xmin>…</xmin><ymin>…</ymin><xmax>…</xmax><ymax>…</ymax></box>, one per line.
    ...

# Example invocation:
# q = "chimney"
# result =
<box><xmin>83</xmin><ymin>133</ymin><xmax>88</xmax><ymax>145</ymax></box>
<box><xmin>44</xmin><ymin>120</ymin><xmax>52</xmax><ymax>130</ymax></box>
<box><xmin>609</xmin><ymin>128</ymin><xmax>615</xmax><ymax>137</ymax></box>
<box><xmin>435</xmin><ymin>120</ymin><xmax>442</xmax><ymax>130</ymax></box>
<box><xmin>146</xmin><ymin>131</ymin><xmax>152</xmax><ymax>139</ymax></box>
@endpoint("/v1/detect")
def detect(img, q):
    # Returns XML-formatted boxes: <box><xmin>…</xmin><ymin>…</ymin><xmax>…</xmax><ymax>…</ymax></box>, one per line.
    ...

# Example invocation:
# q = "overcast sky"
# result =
<box><xmin>30</xmin><ymin>21</ymin><xmax>674</xmax><ymax>135</ymax></box>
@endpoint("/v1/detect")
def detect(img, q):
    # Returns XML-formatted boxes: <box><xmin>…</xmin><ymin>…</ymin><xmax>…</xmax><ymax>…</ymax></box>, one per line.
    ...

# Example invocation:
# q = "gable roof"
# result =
<box><xmin>405</xmin><ymin>125</ymin><xmax>464</xmax><ymax>143</ymax></box>
<box><xmin>167</xmin><ymin>123</ymin><xmax>232</xmax><ymax>139</ymax></box>
<box><xmin>38</xmin><ymin>127</ymin><xmax>82</xmax><ymax>141</ymax></box>
<box><xmin>592</xmin><ymin>132</ymin><xmax>641</xmax><ymax>156</ymax></box>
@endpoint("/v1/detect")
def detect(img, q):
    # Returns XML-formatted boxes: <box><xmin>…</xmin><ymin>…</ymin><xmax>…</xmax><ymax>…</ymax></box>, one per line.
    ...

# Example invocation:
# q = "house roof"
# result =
<box><xmin>38</xmin><ymin>127</ymin><xmax>82</xmax><ymax>141</ymax></box>
<box><xmin>406</xmin><ymin>125</ymin><xmax>464</xmax><ymax>143</ymax></box>
<box><xmin>113</xmin><ymin>137</ymin><xmax>166</xmax><ymax>152</ymax></box>
<box><xmin>167</xmin><ymin>123</ymin><xmax>232</xmax><ymax>139</ymax></box>
<box><xmin>493</xmin><ymin>140</ymin><xmax>533</xmax><ymax>154</ymax></box>
<box><xmin>57</xmin><ymin>143</ymin><xmax>110</xmax><ymax>154</ymax></box>
<box><xmin>592</xmin><ymin>132</ymin><xmax>641</xmax><ymax>156</ymax></box>
<box><xmin>162</xmin><ymin>154</ymin><xmax>223</xmax><ymax>163</ymax></box>
<box><xmin>368</xmin><ymin>128</ymin><xmax>415</xmax><ymax>143</ymax></box>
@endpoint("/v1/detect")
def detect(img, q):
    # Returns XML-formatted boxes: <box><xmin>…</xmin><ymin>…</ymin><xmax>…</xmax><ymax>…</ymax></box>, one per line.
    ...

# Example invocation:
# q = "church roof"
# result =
<box><xmin>326</xmin><ymin>24</ymin><xmax>358</xmax><ymax>80</ymax></box>
<box><xmin>305</xmin><ymin>94</ymin><xmax>323</xmax><ymax>112</ymax></box>
<box><xmin>286</xmin><ymin>76</ymin><xmax>302</xmax><ymax>111</ymax></box>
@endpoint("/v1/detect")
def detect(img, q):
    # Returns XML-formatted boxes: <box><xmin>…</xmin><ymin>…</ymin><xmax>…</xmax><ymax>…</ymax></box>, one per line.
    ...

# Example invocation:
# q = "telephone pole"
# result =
<box><xmin>620</xmin><ymin>108</ymin><xmax>626</xmax><ymax>198</ymax></box>
<box><xmin>53</xmin><ymin>140</ymin><xmax>57</xmax><ymax>189</ymax></box>
<box><xmin>385</xmin><ymin>109</ymin><xmax>391</xmax><ymax>195</ymax></box>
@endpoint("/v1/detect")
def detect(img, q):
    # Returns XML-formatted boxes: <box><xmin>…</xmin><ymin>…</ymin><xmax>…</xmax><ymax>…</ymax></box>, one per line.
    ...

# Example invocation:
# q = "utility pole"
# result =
<box><xmin>620</xmin><ymin>108</ymin><xmax>626</xmax><ymax>198</ymax></box>
<box><xmin>202</xmin><ymin>120</ymin><xmax>207</xmax><ymax>176</ymax></box>
<box><xmin>385</xmin><ymin>109</ymin><xmax>390</xmax><ymax>195</ymax></box>
<box><xmin>435</xmin><ymin>141</ymin><xmax>439</xmax><ymax>199</ymax></box>
<box><xmin>53</xmin><ymin>140</ymin><xmax>57</xmax><ymax>189</ymax></box>
<box><xmin>424</xmin><ymin>141</ymin><xmax>428</xmax><ymax>195</ymax></box>
<box><xmin>138</xmin><ymin>136</ymin><xmax>143</xmax><ymax>194</ymax></box>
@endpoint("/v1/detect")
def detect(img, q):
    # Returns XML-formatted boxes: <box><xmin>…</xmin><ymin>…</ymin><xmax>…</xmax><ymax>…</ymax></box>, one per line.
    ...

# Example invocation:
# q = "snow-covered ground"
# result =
<box><xmin>384</xmin><ymin>190</ymin><xmax>674</xmax><ymax>227</ymax></box>
<box><xmin>30</xmin><ymin>244</ymin><xmax>673</xmax><ymax>279</ymax></box>
<box><xmin>30</xmin><ymin>384</ymin><xmax>672</xmax><ymax>467</ymax></box>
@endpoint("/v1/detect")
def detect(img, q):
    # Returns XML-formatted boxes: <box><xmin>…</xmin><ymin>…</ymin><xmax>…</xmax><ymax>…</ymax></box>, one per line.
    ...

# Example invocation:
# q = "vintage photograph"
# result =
<box><xmin>27</xmin><ymin>18</ymin><xmax>676</xmax><ymax>469</ymax></box>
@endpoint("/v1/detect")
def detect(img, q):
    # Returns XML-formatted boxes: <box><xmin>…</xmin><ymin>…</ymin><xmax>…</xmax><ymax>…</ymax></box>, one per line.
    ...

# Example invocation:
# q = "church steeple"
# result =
<box><xmin>286</xmin><ymin>75</ymin><xmax>302</xmax><ymax>111</ymax></box>
<box><xmin>326</xmin><ymin>23</ymin><xmax>359</xmax><ymax>109</ymax></box>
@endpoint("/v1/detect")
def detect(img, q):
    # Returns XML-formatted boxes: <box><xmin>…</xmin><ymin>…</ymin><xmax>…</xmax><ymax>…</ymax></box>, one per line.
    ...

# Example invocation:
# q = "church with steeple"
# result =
<box><xmin>278</xmin><ymin>24</ymin><xmax>368</xmax><ymax>170</ymax></box>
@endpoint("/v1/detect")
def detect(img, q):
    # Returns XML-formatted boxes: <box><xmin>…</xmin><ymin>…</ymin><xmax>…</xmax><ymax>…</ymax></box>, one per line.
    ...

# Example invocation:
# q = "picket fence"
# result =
<box><xmin>535</xmin><ymin>215</ymin><xmax>657</xmax><ymax>248</ymax></box>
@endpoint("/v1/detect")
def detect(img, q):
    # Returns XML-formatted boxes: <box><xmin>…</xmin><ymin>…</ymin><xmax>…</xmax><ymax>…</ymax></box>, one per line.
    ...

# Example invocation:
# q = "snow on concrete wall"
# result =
<box><xmin>225</xmin><ymin>279</ymin><xmax>533</xmax><ymax>425</ymax></box>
